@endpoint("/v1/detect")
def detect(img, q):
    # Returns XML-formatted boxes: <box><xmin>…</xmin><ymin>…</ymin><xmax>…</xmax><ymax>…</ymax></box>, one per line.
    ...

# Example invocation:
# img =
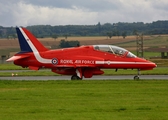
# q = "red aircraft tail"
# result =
<box><xmin>16</xmin><ymin>27</ymin><xmax>48</xmax><ymax>53</ymax></box>
<box><xmin>6</xmin><ymin>27</ymin><xmax>49</xmax><ymax>62</ymax></box>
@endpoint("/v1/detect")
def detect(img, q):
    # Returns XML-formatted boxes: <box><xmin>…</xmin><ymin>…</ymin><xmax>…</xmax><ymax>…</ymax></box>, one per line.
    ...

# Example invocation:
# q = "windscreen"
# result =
<box><xmin>93</xmin><ymin>45</ymin><xmax>127</xmax><ymax>56</ymax></box>
<box><xmin>126</xmin><ymin>52</ymin><xmax>137</xmax><ymax>58</ymax></box>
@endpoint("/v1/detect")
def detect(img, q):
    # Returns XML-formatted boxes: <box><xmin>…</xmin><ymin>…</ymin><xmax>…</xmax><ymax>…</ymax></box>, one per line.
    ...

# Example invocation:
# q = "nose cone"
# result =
<box><xmin>140</xmin><ymin>59</ymin><xmax>157</xmax><ymax>70</ymax></box>
<box><xmin>148</xmin><ymin>61</ymin><xmax>157</xmax><ymax>68</ymax></box>
<box><xmin>135</xmin><ymin>57</ymin><xmax>157</xmax><ymax>70</ymax></box>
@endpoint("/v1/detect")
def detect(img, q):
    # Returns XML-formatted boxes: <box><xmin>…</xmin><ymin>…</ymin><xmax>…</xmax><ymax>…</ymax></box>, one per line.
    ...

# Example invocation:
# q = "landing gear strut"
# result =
<box><xmin>134</xmin><ymin>69</ymin><xmax>140</xmax><ymax>80</ymax></box>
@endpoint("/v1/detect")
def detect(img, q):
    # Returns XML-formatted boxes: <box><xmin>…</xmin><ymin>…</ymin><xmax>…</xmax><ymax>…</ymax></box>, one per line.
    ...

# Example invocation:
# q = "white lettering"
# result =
<box><xmin>60</xmin><ymin>59</ymin><xmax>73</xmax><ymax>64</ymax></box>
<box><xmin>60</xmin><ymin>59</ymin><xmax>95</xmax><ymax>64</ymax></box>
<box><xmin>82</xmin><ymin>60</ymin><xmax>94</xmax><ymax>64</ymax></box>
<box><xmin>74</xmin><ymin>60</ymin><xmax>81</xmax><ymax>64</ymax></box>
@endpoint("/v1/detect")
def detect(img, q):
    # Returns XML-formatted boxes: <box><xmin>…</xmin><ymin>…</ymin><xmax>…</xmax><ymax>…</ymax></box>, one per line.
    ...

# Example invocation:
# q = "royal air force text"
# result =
<box><xmin>60</xmin><ymin>60</ymin><xmax>94</xmax><ymax>64</ymax></box>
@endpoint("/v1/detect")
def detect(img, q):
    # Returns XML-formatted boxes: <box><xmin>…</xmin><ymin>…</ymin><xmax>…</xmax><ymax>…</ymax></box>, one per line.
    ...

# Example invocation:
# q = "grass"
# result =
<box><xmin>0</xmin><ymin>70</ymin><xmax>58</xmax><ymax>76</ymax></box>
<box><xmin>116</xmin><ymin>35</ymin><xmax>168</xmax><ymax>47</ymax></box>
<box><xmin>0</xmin><ymin>64</ymin><xmax>168</xmax><ymax>76</ymax></box>
<box><xmin>0</xmin><ymin>67</ymin><xmax>168</xmax><ymax>77</ymax></box>
<box><xmin>104</xmin><ymin>67</ymin><xmax>168</xmax><ymax>75</ymax></box>
<box><xmin>0</xmin><ymin>80</ymin><xmax>168</xmax><ymax>120</ymax></box>
<box><xmin>0</xmin><ymin>63</ymin><xmax>27</xmax><ymax>70</ymax></box>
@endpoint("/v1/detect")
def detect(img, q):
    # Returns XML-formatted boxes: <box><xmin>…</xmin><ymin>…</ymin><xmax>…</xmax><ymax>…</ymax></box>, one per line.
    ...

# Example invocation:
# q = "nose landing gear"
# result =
<box><xmin>134</xmin><ymin>75</ymin><xmax>139</xmax><ymax>80</ymax></box>
<box><xmin>134</xmin><ymin>69</ymin><xmax>140</xmax><ymax>80</ymax></box>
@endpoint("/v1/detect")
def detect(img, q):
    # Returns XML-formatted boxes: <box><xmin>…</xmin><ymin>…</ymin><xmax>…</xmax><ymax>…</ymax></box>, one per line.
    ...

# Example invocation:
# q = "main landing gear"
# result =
<box><xmin>71</xmin><ymin>75</ymin><xmax>82</xmax><ymax>80</ymax></box>
<box><xmin>71</xmin><ymin>68</ymin><xmax>83</xmax><ymax>80</ymax></box>
<box><xmin>134</xmin><ymin>69</ymin><xmax>140</xmax><ymax>80</ymax></box>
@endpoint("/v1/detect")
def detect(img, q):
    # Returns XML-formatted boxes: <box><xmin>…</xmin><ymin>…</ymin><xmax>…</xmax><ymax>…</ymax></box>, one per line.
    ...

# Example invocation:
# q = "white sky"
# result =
<box><xmin>0</xmin><ymin>0</ymin><xmax>168</xmax><ymax>27</ymax></box>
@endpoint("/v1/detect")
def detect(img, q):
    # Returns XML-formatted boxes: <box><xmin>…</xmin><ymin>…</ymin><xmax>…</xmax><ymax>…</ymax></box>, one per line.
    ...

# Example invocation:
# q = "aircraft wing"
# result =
<box><xmin>6</xmin><ymin>55</ymin><xmax>30</xmax><ymax>62</ymax></box>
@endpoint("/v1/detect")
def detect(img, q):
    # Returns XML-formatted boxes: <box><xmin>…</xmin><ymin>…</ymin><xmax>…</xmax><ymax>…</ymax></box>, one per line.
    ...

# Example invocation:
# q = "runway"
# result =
<box><xmin>0</xmin><ymin>75</ymin><xmax>168</xmax><ymax>80</ymax></box>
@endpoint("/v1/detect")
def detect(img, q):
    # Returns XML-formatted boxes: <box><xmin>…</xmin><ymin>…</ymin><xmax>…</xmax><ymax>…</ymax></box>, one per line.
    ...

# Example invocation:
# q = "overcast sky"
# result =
<box><xmin>0</xmin><ymin>0</ymin><xmax>168</xmax><ymax>27</ymax></box>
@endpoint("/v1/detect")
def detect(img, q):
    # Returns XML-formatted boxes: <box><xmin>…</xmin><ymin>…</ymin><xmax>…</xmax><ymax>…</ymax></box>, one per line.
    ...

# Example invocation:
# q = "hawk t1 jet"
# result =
<box><xmin>7</xmin><ymin>27</ymin><xmax>156</xmax><ymax>80</ymax></box>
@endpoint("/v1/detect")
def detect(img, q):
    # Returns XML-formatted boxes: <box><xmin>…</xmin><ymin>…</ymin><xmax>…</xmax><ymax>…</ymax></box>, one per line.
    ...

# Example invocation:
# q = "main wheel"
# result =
<box><xmin>71</xmin><ymin>75</ymin><xmax>82</xmax><ymax>80</ymax></box>
<box><xmin>134</xmin><ymin>75</ymin><xmax>139</xmax><ymax>80</ymax></box>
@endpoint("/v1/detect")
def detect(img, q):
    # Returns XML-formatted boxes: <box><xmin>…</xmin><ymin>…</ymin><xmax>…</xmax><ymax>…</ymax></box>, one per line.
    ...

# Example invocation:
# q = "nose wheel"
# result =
<box><xmin>134</xmin><ymin>69</ymin><xmax>140</xmax><ymax>80</ymax></box>
<box><xmin>134</xmin><ymin>75</ymin><xmax>139</xmax><ymax>80</ymax></box>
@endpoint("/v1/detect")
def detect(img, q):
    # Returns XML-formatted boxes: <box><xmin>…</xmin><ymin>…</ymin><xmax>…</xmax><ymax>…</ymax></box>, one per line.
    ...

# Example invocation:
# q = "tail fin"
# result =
<box><xmin>16</xmin><ymin>27</ymin><xmax>48</xmax><ymax>53</ymax></box>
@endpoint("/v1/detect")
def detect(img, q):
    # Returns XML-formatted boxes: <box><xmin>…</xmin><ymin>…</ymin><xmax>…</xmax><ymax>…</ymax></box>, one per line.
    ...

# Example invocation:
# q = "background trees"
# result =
<box><xmin>59</xmin><ymin>40</ymin><xmax>80</xmax><ymax>48</ymax></box>
<box><xmin>0</xmin><ymin>20</ymin><xmax>168</xmax><ymax>38</ymax></box>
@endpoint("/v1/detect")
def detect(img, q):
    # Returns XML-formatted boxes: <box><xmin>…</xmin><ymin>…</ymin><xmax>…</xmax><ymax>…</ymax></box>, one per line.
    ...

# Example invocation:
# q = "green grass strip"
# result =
<box><xmin>0</xmin><ymin>80</ymin><xmax>168</xmax><ymax>120</ymax></box>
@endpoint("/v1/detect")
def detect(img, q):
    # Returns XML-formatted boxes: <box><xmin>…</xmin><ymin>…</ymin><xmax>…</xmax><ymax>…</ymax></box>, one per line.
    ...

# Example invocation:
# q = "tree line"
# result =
<box><xmin>0</xmin><ymin>20</ymin><xmax>168</xmax><ymax>39</ymax></box>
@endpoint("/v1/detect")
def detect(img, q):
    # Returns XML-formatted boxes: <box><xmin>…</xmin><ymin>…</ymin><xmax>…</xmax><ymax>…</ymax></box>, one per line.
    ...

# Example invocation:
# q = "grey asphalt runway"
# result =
<box><xmin>0</xmin><ymin>75</ymin><xmax>168</xmax><ymax>80</ymax></box>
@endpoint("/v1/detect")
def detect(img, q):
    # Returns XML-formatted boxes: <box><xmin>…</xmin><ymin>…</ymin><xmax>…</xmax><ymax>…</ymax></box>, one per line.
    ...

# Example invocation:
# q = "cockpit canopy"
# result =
<box><xmin>93</xmin><ymin>45</ymin><xmax>136</xmax><ymax>58</ymax></box>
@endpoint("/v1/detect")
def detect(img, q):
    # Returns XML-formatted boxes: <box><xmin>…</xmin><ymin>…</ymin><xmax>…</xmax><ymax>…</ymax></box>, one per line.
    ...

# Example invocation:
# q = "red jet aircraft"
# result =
<box><xmin>7</xmin><ymin>27</ymin><xmax>156</xmax><ymax>80</ymax></box>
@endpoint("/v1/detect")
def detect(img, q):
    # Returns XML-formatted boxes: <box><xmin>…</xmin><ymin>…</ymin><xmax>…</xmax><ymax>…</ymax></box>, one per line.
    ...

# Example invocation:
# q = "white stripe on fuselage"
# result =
<box><xmin>20</xmin><ymin>28</ymin><xmax>52</xmax><ymax>64</ymax></box>
<box><xmin>95</xmin><ymin>61</ymin><xmax>153</xmax><ymax>65</ymax></box>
